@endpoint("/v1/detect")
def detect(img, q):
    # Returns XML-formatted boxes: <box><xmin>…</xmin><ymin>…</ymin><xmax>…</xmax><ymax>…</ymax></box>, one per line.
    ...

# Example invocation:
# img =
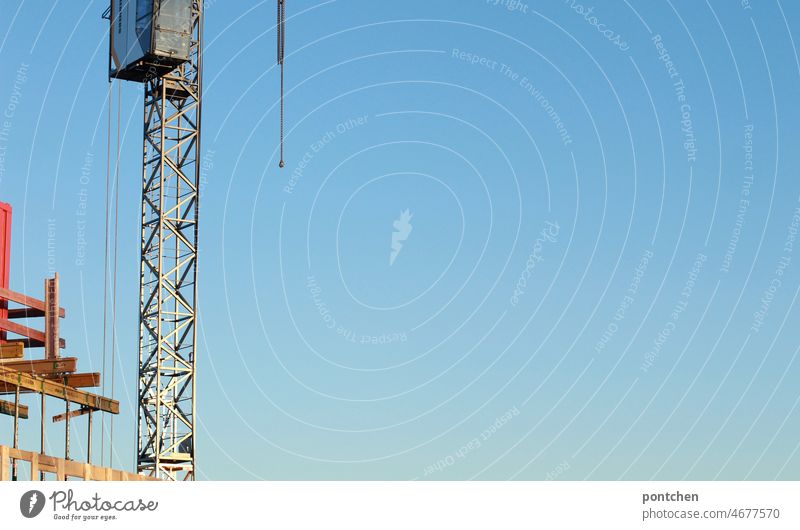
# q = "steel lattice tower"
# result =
<box><xmin>137</xmin><ymin>2</ymin><xmax>202</xmax><ymax>481</ymax></box>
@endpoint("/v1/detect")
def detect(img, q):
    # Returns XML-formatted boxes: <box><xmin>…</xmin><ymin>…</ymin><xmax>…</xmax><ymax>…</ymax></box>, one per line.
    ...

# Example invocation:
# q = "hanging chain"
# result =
<box><xmin>278</xmin><ymin>0</ymin><xmax>286</xmax><ymax>168</ymax></box>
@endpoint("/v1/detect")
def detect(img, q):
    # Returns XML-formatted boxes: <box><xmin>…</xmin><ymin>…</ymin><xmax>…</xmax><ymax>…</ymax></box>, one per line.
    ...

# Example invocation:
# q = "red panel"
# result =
<box><xmin>0</xmin><ymin>202</ymin><xmax>10</xmax><ymax>289</ymax></box>
<box><xmin>0</xmin><ymin>202</ymin><xmax>11</xmax><ymax>342</ymax></box>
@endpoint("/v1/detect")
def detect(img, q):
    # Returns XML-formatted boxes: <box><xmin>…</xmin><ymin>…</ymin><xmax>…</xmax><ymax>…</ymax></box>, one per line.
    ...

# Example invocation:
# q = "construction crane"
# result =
<box><xmin>106</xmin><ymin>0</ymin><xmax>287</xmax><ymax>481</ymax></box>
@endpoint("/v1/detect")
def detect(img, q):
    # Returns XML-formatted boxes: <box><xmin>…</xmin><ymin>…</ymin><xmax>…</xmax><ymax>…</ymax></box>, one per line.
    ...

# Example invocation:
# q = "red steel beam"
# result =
<box><xmin>0</xmin><ymin>318</ymin><xmax>65</xmax><ymax>349</ymax></box>
<box><xmin>0</xmin><ymin>202</ymin><xmax>10</xmax><ymax>342</ymax></box>
<box><xmin>0</xmin><ymin>287</ymin><xmax>65</xmax><ymax>318</ymax></box>
<box><xmin>44</xmin><ymin>275</ymin><xmax>59</xmax><ymax>359</ymax></box>
<box><xmin>7</xmin><ymin>308</ymin><xmax>45</xmax><ymax>319</ymax></box>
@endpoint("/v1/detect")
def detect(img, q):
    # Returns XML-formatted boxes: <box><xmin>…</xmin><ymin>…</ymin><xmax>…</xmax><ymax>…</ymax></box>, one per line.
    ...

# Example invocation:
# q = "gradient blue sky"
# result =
<box><xmin>1</xmin><ymin>0</ymin><xmax>800</xmax><ymax>480</ymax></box>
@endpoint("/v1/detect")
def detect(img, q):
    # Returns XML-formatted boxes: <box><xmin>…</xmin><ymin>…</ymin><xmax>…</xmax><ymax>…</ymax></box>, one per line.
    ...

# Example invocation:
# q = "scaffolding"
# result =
<box><xmin>0</xmin><ymin>275</ymin><xmax>144</xmax><ymax>481</ymax></box>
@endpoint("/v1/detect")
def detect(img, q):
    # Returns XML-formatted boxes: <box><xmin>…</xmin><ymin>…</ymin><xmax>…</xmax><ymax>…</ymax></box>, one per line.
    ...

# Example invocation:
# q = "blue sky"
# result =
<box><xmin>1</xmin><ymin>0</ymin><xmax>800</xmax><ymax>480</ymax></box>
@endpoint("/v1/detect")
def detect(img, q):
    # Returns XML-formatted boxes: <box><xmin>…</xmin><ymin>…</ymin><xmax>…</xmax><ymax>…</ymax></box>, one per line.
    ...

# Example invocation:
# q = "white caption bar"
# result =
<box><xmin>2</xmin><ymin>481</ymin><xmax>798</xmax><ymax>529</ymax></box>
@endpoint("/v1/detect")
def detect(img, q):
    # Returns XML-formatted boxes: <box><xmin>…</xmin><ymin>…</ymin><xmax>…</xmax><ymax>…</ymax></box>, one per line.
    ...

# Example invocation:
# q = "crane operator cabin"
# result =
<box><xmin>110</xmin><ymin>0</ymin><xmax>193</xmax><ymax>82</ymax></box>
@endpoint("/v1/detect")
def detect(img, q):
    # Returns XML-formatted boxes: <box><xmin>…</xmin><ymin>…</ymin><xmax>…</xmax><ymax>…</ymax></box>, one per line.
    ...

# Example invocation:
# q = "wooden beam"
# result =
<box><xmin>0</xmin><ymin>343</ymin><xmax>22</xmax><ymax>359</ymax></box>
<box><xmin>30</xmin><ymin>452</ymin><xmax>38</xmax><ymax>481</ymax></box>
<box><xmin>52</xmin><ymin>406</ymin><xmax>91</xmax><ymax>423</ymax></box>
<box><xmin>0</xmin><ymin>366</ymin><xmax>118</xmax><ymax>414</ymax></box>
<box><xmin>0</xmin><ymin>446</ymin><xmax>8</xmax><ymax>481</ymax></box>
<box><xmin>0</xmin><ymin>319</ymin><xmax>65</xmax><ymax>349</ymax></box>
<box><xmin>0</xmin><ymin>287</ymin><xmax>65</xmax><ymax>317</ymax></box>
<box><xmin>0</xmin><ymin>399</ymin><xmax>28</xmax><ymax>419</ymax></box>
<box><xmin>0</xmin><ymin>372</ymin><xmax>99</xmax><ymax>393</ymax></box>
<box><xmin>0</xmin><ymin>357</ymin><xmax>77</xmax><ymax>374</ymax></box>
<box><xmin>1</xmin><ymin>445</ymin><xmax>156</xmax><ymax>481</ymax></box>
<box><xmin>43</xmin><ymin>372</ymin><xmax>100</xmax><ymax>388</ymax></box>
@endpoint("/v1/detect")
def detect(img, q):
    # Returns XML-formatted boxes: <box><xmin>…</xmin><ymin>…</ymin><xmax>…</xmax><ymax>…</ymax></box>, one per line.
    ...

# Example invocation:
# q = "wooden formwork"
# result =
<box><xmin>0</xmin><ymin>205</ymin><xmax>142</xmax><ymax>481</ymax></box>
<box><xmin>0</xmin><ymin>446</ymin><xmax>156</xmax><ymax>481</ymax></box>
<box><xmin>0</xmin><ymin>276</ymin><xmax>134</xmax><ymax>480</ymax></box>
<box><xmin>0</xmin><ymin>359</ymin><xmax>124</xmax><ymax>481</ymax></box>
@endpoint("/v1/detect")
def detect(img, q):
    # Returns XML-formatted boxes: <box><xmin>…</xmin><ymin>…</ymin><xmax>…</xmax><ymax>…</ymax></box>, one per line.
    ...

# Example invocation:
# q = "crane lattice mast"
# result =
<box><xmin>108</xmin><ymin>0</ymin><xmax>285</xmax><ymax>480</ymax></box>
<box><xmin>137</xmin><ymin>3</ymin><xmax>202</xmax><ymax>481</ymax></box>
<box><xmin>109</xmin><ymin>0</ymin><xmax>203</xmax><ymax>481</ymax></box>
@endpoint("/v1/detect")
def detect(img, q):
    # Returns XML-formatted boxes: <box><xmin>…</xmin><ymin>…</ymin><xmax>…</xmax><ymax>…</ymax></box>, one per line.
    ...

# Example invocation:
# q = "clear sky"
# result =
<box><xmin>1</xmin><ymin>0</ymin><xmax>800</xmax><ymax>480</ymax></box>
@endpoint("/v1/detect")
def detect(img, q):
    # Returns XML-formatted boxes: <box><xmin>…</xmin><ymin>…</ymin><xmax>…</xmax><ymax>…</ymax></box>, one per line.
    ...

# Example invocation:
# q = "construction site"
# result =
<box><xmin>2</xmin><ymin>2</ymin><xmax>800</xmax><ymax>516</ymax></box>
<box><xmin>0</xmin><ymin>1</ymin><xmax>240</xmax><ymax>482</ymax></box>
